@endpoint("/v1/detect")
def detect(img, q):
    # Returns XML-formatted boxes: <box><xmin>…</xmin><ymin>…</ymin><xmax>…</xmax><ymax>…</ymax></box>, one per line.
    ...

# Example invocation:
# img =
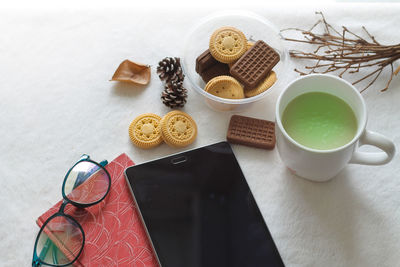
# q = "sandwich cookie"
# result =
<box><xmin>244</xmin><ymin>71</ymin><xmax>277</xmax><ymax>97</ymax></box>
<box><xmin>129</xmin><ymin>113</ymin><xmax>163</xmax><ymax>149</ymax></box>
<box><xmin>160</xmin><ymin>111</ymin><xmax>197</xmax><ymax>148</ymax></box>
<box><xmin>205</xmin><ymin>76</ymin><xmax>244</xmax><ymax>99</ymax></box>
<box><xmin>209</xmin><ymin>27</ymin><xmax>247</xmax><ymax>64</ymax></box>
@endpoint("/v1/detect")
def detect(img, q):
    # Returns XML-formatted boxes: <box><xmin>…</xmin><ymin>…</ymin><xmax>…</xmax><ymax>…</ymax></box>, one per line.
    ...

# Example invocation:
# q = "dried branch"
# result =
<box><xmin>281</xmin><ymin>12</ymin><xmax>400</xmax><ymax>92</ymax></box>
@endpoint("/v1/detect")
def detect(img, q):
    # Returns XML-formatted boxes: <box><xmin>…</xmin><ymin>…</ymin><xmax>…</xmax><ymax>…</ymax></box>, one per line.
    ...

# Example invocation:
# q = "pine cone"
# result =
<box><xmin>157</xmin><ymin>57</ymin><xmax>184</xmax><ymax>84</ymax></box>
<box><xmin>161</xmin><ymin>81</ymin><xmax>188</xmax><ymax>108</ymax></box>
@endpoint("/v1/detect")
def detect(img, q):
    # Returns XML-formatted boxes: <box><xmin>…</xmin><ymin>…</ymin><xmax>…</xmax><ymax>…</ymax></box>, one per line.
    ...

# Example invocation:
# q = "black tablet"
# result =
<box><xmin>125</xmin><ymin>142</ymin><xmax>284</xmax><ymax>267</ymax></box>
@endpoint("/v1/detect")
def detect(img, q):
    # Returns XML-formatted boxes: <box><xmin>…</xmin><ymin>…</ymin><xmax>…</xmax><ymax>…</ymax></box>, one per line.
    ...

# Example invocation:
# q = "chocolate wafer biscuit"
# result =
<box><xmin>196</xmin><ymin>49</ymin><xmax>217</xmax><ymax>74</ymax></box>
<box><xmin>228</xmin><ymin>41</ymin><xmax>255</xmax><ymax>69</ymax></box>
<box><xmin>227</xmin><ymin>115</ymin><xmax>275</xmax><ymax>149</ymax></box>
<box><xmin>230</xmin><ymin>40</ymin><xmax>280</xmax><ymax>89</ymax></box>
<box><xmin>196</xmin><ymin>49</ymin><xmax>230</xmax><ymax>83</ymax></box>
<box><xmin>200</xmin><ymin>62</ymin><xmax>230</xmax><ymax>83</ymax></box>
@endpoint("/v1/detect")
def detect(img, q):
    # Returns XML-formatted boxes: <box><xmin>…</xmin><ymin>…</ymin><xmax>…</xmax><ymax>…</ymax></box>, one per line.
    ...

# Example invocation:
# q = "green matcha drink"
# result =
<box><xmin>282</xmin><ymin>92</ymin><xmax>357</xmax><ymax>150</ymax></box>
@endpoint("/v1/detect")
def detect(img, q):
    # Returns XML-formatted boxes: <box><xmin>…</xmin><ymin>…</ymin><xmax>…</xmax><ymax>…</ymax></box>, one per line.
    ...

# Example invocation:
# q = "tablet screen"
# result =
<box><xmin>125</xmin><ymin>142</ymin><xmax>284</xmax><ymax>267</ymax></box>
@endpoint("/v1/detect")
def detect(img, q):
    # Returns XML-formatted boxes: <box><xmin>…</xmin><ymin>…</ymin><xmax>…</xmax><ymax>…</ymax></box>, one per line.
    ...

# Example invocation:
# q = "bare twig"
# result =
<box><xmin>395</xmin><ymin>65</ymin><xmax>400</xmax><ymax>75</ymax></box>
<box><xmin>281</xmin><ymin>12</ymin><xmax>400</xmax><ymax>92</ymax></box>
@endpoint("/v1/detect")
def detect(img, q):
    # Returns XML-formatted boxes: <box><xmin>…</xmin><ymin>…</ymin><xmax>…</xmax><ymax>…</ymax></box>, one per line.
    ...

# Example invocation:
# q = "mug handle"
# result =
<box><xmin>349</xmin><ymin>130</ymin><xmax>396</xmax><ymax>165</ymax></box>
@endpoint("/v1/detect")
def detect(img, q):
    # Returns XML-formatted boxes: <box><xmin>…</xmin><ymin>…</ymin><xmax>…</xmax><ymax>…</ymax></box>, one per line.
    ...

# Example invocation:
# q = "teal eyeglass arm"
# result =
<box><xmin>51</xmin><ymin>243</ymin><xmax>59</xmax><ymax>265</ymax></box>
<box><xmin>99</xmin><ymin>160</ymin><xmax>108</xmax><ymax>167</ymax></box>
<box><xmin>38</xmin><ymin>238</ymin><xmax>52</xmax><ymax>261</ymax></box>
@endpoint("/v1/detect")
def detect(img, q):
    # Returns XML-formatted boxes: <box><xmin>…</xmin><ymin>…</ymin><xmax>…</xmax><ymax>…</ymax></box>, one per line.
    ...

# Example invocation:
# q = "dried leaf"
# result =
<box><xmin>111</xmin><ymin>59</ymin><xmax>151</xmax><ymax>85</ymax></box>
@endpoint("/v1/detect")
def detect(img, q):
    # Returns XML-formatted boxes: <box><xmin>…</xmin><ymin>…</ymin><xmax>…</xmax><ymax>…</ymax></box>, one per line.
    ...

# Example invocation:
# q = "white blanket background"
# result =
<box><xmin>0</xmin><ymin>4</ymin><xmax>399</xmax><ymax>266</ymax></box>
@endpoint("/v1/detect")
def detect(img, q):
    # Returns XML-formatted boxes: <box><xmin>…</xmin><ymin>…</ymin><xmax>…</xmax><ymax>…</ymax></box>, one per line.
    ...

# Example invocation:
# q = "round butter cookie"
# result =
<box><xmin>160</xmin><ymin>111</ymin><xmax>197</xmax><ymax>148</ymax></box>
<box><xmin>245</xmin><ymin>71</ymin><xmax>277</xmax><ymax>98</ymax></box>
<box><xmin>209</xmin><ymin>27</ymin><xmax>247</xmax><ymax>63</ymax></box>
<box><xmin>205</xmin><ymin>76</ymin><xmax>244</xmax><ymax>99</ymax></box>
<box><xmin>246</xmin><ymin>40</ymin><xmax>255</xmax><ymax>50</ymax></box>
<box><xmin>129</xmin><ymin>113</ymin><xmax>163</xmax><ymax>149</ymax></box>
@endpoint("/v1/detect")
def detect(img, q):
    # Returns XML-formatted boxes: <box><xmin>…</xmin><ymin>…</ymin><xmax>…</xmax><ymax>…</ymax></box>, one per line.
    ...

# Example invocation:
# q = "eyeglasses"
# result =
<box><xmin>32</xmin><ymin>155</ymin><xmax>111</xmax><ymax>267</ymax></box>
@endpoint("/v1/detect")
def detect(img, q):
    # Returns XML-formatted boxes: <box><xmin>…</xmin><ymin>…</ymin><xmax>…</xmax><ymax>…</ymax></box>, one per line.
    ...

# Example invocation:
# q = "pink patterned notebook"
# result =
<box><xmin>36</xmin><ymin>153</ymin><xmax>159</xmax><ymax>267</ymax></box>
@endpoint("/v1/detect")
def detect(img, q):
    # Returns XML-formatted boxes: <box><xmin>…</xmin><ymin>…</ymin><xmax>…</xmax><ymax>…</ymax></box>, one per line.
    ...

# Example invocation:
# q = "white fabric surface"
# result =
<box><xmin>1</xmin><ymin>5</ymin><xmax>399</xmax><ymax>267</ymax></box>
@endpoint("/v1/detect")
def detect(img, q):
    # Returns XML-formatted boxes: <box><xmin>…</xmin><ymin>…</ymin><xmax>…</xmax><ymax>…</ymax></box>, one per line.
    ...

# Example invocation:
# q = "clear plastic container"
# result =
<box><xmin>182</xmin><ymin>10</ymin><xmax>288</xmax><ymax>112</ymax></box>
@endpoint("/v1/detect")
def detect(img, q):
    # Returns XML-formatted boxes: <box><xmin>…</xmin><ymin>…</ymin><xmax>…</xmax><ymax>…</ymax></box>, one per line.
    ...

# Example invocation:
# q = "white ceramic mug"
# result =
<box><xmin>275</xmin><ymin>74</ymin><xmax>396</xmax><ymax>182</ymax></box>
